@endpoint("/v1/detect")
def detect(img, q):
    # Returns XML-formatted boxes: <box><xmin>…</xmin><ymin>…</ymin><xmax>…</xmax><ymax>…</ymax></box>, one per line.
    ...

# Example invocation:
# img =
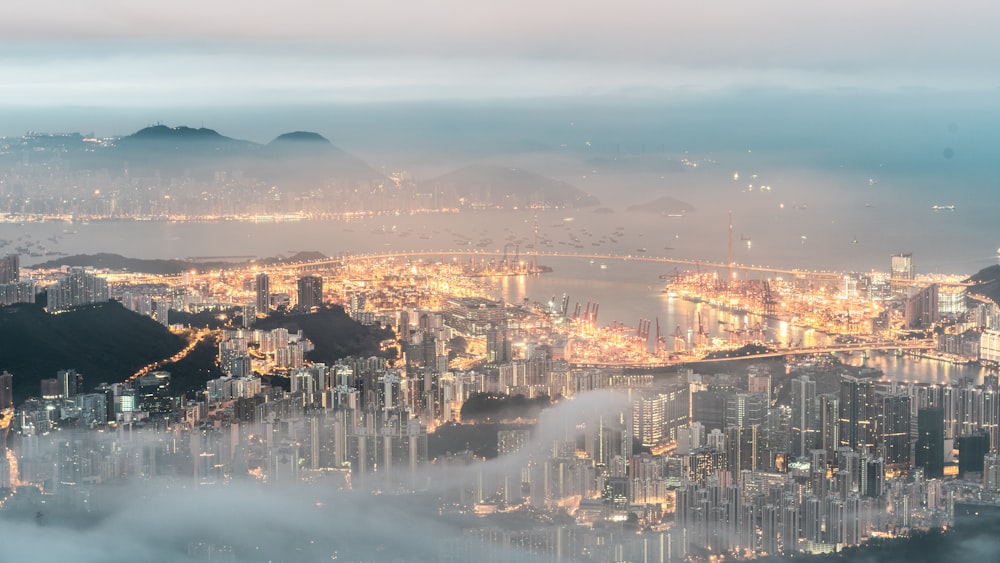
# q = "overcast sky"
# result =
<box><xmin>1</xmin><ymin>0</ymin><xmax>998</xmax><ymax>110</ymax></box>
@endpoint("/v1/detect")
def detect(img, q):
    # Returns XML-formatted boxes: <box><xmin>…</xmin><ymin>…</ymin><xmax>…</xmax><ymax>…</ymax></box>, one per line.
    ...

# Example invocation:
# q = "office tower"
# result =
<box><xmin>905</xmin><ymin>284</ymin><xmax>939</xmax><ymax>329</ymax></box>
<box><xmin>297</xmin><ymin>275</ymin><xmax>323</xmax><ymax>310</ymax></box>
<box><xmin>890</xmin><ymin>253</ymin><xmax>915</xmax><ymax>281</ymax></box>
<box><xmin>839</xmin><ymin>375</ymin><xmax>876</xmax><ymax>453</ymax></box>
<box><xmin>915</xmin><ymin>408</ymin><xmax>945</xmax><ymax>478</ymax></box>
<box><xmin>725</xmin><ymin>392</ymin><xmax>766</xmax><ymax>428</ymax></box>
<box><xmin>0</xmin><ymin>371</ymin><xmax>12</xmax><ymax>409</ymax></box>
<box><xmin>820</xmin><ymin>394</ymin><xmax>840</xmax><ymax>457</ymax></box>
<box><xmin>877</xmin><ymin>393</ymin><xmax>911</xmax><ymax>467</ymax></box>
<box><xmin>486</xmin><ymin>327</ymin><xmax>509</xmax><ymax>364</ymax></box>
<box><xmin>255</xmin><ymin>273</ymin><xmax>270</xmax><ymax>316</ymax></box>
<box><xmin>957</xmin><ymin>431</ymin><xmax>989</xmax><ymax>478</ymax></box>
<box><xmin>725</xmin><ymin>425</ymin><xmax>759</xmax><ymax>475</ymax></box>
<box><xmin>633</xmin><ymin>394</ymin><xmax>665</xmax><ymax>448</ymax></box>
<box><xmin>0</xmin><ymin>254</ymin><xmax>18</xmax><ymax>284</ymax></box>
<box><xmin>57</xmin><ymin>369</ymin><xmax>83</xmax><ymax>398</ymax></box>
<box><xmin>398</xmin><ymin>310</ymin><xmax>411</xmax><ymax>343</ymax></box>
<box><xmin>781</xmin><ymin>504</ymin><xmax>799</xmax><ymax>554</ymax></box>
<box><xmin>862</xmin><ymin>456</ymin><xmax>884</xmax><ymax>498</ymax></box>
<box><xmin>790</xmin><ymin>375</ymin><xmax>817</xmax><ymax>458</ymax></box>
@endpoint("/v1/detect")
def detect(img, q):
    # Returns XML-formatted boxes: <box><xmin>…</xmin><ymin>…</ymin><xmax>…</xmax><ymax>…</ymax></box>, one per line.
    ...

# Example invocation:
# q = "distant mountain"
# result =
<box><xmin>269</xmin><ymin>131</ymin><xmax>332</xmax><ymax>145</ymax></box>
<box><xmin>34</xmin><ymin>124</ymin><xmax>388</xmax><ymax>188</ymax></box>
<box><xmin>0</xmin><ymin>302</ymin><xmax>186</xmax><ymax>404</ymax></box>
<box><xmin>626</xmin><ymin>195</ymin><xmax>696</xmax><ymax>215</ymax></box>
<box><xmin>116</xmin><ymin>125</ymin><xmax>255</xmax><ymax>154</ymax></box>
<box><xmin>427</xmin><ymin>164</ymin><xmax>599</xmax><ymax>208</ymax></box>
<box><xmin>126</xmin><ymin>125</ymin><xmax>235</xmax><ymax>142</ymax></box>
<box><xmin>259</xmin><ymin>131</ymin><xmax>384</xmax><ymax>186</ymax></box>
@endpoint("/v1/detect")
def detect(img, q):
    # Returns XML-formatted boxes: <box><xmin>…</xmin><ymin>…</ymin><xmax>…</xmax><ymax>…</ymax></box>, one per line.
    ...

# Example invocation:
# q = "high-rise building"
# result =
<box><xmin>633</xmin><ymin>394</ymin><xmax>665</xmax><ymax>448</ymax></box>
<box><xmin>820</xmin><ymin>394</ymin><xmax>840</xmax><ymax>457</ymax></box>
<box><xmin>957</xmin><ymin>431</ymin><xmax>990</xmax><ymax>478</ymax></box>
<box><xmin>905</xmin><ymin>284</ymin><xmax>938</xmax><ymax>329</ymax></box>
<box><xmin>877</xmin><ymin>393</ymin><xmax>911</xmax><ymax>467</ymax></box>
<box><xmin>0</xmin><ymin>254</ymin><xmax>19</xmax><ymax>285</ymax></box>
<box><xmin>297</xmin><ymin>275</ymin><xmax>323</xmax><ymax>311</ymax></box>
<box><xmin>915</xmin><ymin>408</ymin><xmax>945</xmax><ymax>478</ymax></box>
<box><xmin>155</xmin><ymin>298</ymin><xmax>170</xmax><ymax>327</ymax></box>
<box><xmin>790</xmin><ymin>375</ymin><xmax>817</xmax><ymax>458</ymax></box>
<box><xmin>46</xmin><ymin>268</ymin><xmax>109</xmax><ymax>311</ymax></box>
<box><xmin>890</xmin><ymin>253</ymin><xmax>915</xmax><ymax>281</ymax></box>
<box><xmin>839</xmin><ymin>375</ymin><xmax>876</xmax><ymax>453</ymax></box>
<box><xmin>0</xmin><ymin>371</ymin><xmax>12</xmax><ymax>410</ymax></box>
<box><xmin>57</xmin><ymin>369</ymin><xmax>83</xmax><ymax>398</ymax></box>
<box><xmin>255</xmin><ymin>273</ymin><xmax>270</xmax><ymax>316</ymax></box>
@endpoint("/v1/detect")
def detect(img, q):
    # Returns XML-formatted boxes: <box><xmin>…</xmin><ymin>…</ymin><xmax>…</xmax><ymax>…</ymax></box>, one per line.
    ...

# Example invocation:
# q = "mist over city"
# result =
<box><xmin>1</xmin><ymin>1</ymin><xmax>1000</xmax><ymax>562</ymax></box>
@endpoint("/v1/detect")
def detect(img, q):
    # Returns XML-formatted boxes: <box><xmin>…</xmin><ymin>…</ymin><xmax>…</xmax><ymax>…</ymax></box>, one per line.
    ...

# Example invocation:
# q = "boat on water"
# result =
<box><xmin>932</xmin><ymin>205</ymin><xmax>956</xmax><ymax>211</ymax></box>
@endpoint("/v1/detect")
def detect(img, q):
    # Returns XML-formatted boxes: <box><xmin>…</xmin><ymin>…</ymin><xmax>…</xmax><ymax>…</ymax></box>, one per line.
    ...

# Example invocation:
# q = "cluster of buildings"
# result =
<box><xmin>5</xmin><ymin>252</ymin><xmax>1000</xmax><ymax>561</ymax></box>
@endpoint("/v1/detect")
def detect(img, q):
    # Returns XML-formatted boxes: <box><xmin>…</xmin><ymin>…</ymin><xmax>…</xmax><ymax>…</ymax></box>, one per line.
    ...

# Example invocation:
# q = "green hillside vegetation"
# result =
<box><xmin>0</xmin><ymin>302</ymin><xmax>186</xmax><ymax>403</ymax></box>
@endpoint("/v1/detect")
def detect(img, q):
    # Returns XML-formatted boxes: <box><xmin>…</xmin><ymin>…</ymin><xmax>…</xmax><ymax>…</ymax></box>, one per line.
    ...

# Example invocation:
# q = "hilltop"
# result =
<box><xmin>9</xmin><ymin>125</ymin><xmax>388</xmax><ymax>188</ymax></box>
<box><xmin>966</xmin><ymin>264</ymin><xmax>1000</xmax><ymax>305</ymax></box>
<box><xmin>269</xmin><ymin>131</ymin><xmax>332</xmax><ymax>145</ymax></box>
<box><xmin>0</xmin><ymin>302</ymin><xmax>186</xmax><ymax>403</ymax></box>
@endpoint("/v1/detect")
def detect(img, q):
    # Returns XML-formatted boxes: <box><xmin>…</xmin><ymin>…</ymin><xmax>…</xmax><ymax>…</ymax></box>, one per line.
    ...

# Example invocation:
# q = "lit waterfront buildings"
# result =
<box><xmin>4</xmin><ymin>251</ymin><xmax>1000</xmax><ymax>561</ymax></box>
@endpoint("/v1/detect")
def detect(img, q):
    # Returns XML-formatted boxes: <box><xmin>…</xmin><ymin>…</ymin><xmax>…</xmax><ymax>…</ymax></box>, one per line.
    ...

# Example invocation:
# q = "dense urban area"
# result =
<box><xmin>2</xmin><ymin>233</ymin><xmax>1000</xmax><ymax>561</ymax></box>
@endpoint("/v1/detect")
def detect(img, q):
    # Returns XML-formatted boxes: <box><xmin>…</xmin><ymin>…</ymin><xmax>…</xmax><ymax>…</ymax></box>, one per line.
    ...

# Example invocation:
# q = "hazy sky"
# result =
<box><xmin>2</xmin><ymin>0</ymin><xmax>998</xmax><ymax>111</ymax></box>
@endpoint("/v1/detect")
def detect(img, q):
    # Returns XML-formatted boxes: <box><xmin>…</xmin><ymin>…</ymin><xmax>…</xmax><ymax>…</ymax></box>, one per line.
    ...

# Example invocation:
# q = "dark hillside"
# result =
<box><xmin>254</xmin><ymin>306</ymin><xmax>395</xmax><ymax>364</ymax></box>
<box><xmin>0</xmin><ymin>302</ymin><xmax>186</xmax><ymax>403</ymax></box>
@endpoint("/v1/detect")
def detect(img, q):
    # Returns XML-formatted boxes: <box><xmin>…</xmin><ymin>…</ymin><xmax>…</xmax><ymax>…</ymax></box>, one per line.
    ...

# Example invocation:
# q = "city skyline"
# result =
<box><xmin>2</xmin><ymin>2</ymin><xmax>1000</xmax><ymax>561</ymax></box>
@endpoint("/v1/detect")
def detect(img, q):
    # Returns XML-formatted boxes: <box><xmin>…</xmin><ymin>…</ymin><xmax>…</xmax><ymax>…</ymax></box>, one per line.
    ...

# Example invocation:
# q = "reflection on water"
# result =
<box><xmin>492</xmin><ymin>257</ymin><xmax>831</xmax><ymax>348</ymax></box>
<box><xmin>837</xmin><ymin>351</ymin><xmax>986</xmax><ymax>386</ymax></box>
<box><xmin>494</xmin><ymin>257</ymin><xmax>991</xmax><ymax>385</ymax></box>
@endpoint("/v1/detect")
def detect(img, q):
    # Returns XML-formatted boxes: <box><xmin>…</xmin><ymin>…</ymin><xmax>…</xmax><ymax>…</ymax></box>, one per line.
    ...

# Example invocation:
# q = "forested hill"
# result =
<box><xmin>0</xmin><ymin>302</ymin><xmax>185</xmax><ymax>403</ymax></box>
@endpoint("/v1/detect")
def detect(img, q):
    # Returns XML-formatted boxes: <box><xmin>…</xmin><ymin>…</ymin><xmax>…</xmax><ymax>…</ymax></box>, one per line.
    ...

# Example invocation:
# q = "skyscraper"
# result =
<box><xmin>915</xmin><ymin>408</ymin><xmax>944</xmax><ymax>478</ymax></box>
<box><xmin>297</xmin><ymin>275</ymin><xmax>323</xmax><ymax>311</ymax></box>
<box><xmin>0</xmin><ymin>254</ymin><xmax>18</xmax><ymax>285</ymax></box>
<box><xmin>0</xmin><ymin>371</ymin><xmax>12</xmax><ymax>410</ymax></box>
<box><xmin>790</xmin><ymin>375</ymin><xmax>817</xmax><ymax>458</ymax></box>
<box><xmin>890</xmin><ymin>253</ymin><xmax>915</xmax><ymax>281</ymax></box>
<box><xmin>57</xmin><ymin>369</ymin><xmax>83</xmax><ymax>398</ymax></box>
<box><xmin>839</xmin><ymin>375</ymin><xmax>876</xmax><ymax>453</ymax></box>
<box><xmin>255</xmin><ymin>273</ymin><xmax>270</xmax><ymax>316</ymax></box>
<box><xmin>877</xmin><ymin>393</ymin><xmax>911</xmax><ymax>467</ymax></box>
<box><xmin>957</xmin><ymin>431</ymin><xmax>989</xmax><ymax>478</ymax></box>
